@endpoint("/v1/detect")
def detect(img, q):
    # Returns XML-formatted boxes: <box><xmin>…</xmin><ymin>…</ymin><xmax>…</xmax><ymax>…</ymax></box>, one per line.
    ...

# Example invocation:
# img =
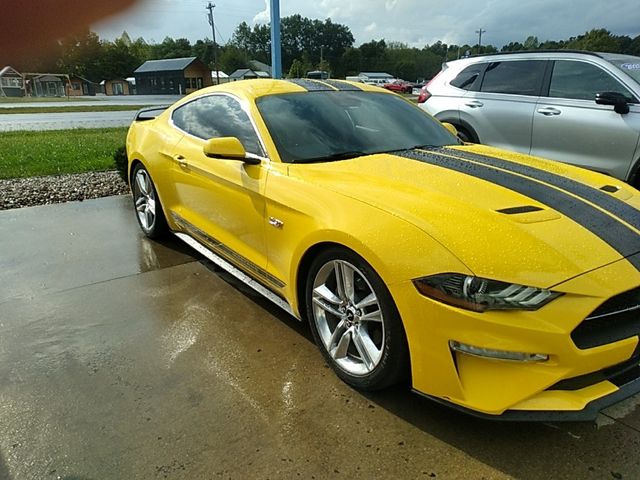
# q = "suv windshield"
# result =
<box><xmin>256</xmin><ymin>91</ymin><xmax>459</xmax><ymax>163</ymax></box>
<box><xmin>602</xmin><ymin>53</ymin><xmax>640</xmax><ymax>84</ymax></box>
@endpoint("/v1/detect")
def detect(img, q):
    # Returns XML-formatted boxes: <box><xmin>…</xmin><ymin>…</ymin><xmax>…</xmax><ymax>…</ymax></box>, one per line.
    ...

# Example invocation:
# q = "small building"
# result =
<box><xmin>66</xmin><ymin>75</ymin><xmax>98</xmax><ymax>96</ymax></box>
<box><xmin>0</xmin><ymin>66</ymin><xmax>24</xmax><ymax>97</ymax></box>
<box><xmin>228</xmin><ymin>68</ymin><xmax>270</xmax><ymax>82</ymax></box>
<box><xmin>134</xmin><ymin>57</ymin><xmax>212</xmax><ymax>95</ymax></box>
<box><xmin>24</xmin><ymin>73</ymin><xmax>68</xmax><ymax>97</ymax></box>
<box><xmin>104</xmin><ymin>78</ymin><xmax>131</xmax><ymax>96</ymax></box>
<box><xmin>126</xmin><ymin>77</ymin><xmax>136</xmax><ymax>95</ymax></box>
<box><xmin>346</xmin><ymin>72</ymin><xmax>395</xmax><ymax>84</ymax></box>
<box><xmin>211</xmin><ymin>70</ymin><xmax>229</xmax><ymax>85</ymax></box>
<box><xmin>249</xmin><ymin>60</ymin><xmax>272</xmax><ymax>76</ymax></box>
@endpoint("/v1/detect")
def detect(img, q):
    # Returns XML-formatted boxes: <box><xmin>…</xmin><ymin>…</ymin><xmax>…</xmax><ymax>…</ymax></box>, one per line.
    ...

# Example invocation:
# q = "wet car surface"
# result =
<box><xmin>1</xmin><ymin>195</ymin><xmax>640</xmax><ymax>479</ymax></box>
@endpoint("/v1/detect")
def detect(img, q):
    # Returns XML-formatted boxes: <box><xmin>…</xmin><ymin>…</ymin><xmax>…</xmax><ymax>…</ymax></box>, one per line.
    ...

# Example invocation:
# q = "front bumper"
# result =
<box><xmin>391</xmin><ymin>252</ymin><xmax>640</xmax><ymax>420</ymax></box>
<box><xmin>419</xmin><ymin>345</ymin><xmax>640</xmax><ymax>421</ymax></box>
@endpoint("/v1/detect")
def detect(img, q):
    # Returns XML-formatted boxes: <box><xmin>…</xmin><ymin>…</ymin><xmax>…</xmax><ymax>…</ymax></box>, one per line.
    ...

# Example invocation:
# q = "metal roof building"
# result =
<box><xmin>134</xmin><ymin>57</ymin><xmax>212</xmax><ymax>95</ymax></box>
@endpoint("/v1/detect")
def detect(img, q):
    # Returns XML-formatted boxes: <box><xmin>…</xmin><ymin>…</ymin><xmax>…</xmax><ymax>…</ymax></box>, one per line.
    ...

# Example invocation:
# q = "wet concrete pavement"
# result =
<box><xmin>1</xmin><ymin>196</ymin><xmax>640</xmax><ymax>479</ymax></box>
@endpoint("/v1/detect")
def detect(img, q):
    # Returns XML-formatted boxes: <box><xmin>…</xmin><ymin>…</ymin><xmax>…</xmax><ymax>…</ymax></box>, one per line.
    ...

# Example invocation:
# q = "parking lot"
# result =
<box><xmin>1</xmin><ymin>195</ymin><xmax>640</xmax><ymax>479</ymax></box>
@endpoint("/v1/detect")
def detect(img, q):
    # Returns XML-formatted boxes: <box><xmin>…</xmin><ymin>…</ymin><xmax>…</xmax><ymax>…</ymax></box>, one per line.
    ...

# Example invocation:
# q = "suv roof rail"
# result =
<box><xmin>463</xmin><ymin>49</ymin><xmax>605</xmax><ymax>60</ymax></box>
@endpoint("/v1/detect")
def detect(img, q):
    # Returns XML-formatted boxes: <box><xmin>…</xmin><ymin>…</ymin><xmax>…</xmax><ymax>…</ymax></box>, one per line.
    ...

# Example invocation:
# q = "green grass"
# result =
<box><xmin>0</xmin><ymin>105</ymin><xmax>145</xmax><ymax>114</ymax></box>
<box><xmin>0</xmin><ymin>96</ymin><xmax>95</xmax><ymax>103</ymax></box>
<box><xmin>0</xmin><ymin>127</ymin><xmax>128</xmax><ymax>179</ymax></box>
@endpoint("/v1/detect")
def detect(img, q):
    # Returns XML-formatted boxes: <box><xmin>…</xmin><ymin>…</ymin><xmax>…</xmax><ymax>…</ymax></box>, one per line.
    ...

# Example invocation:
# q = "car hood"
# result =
<box><xmin>288</xmin><ymin>144</ymin><xmax>640</xmax><ymax>288</ymax></box>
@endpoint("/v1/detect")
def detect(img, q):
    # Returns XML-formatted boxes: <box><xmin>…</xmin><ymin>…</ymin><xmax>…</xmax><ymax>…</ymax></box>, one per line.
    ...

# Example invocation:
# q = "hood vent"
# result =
<box><xmin>496</xmin><ymin>205</ymin><xmax>543</xmax><ymax>215</ymax></box>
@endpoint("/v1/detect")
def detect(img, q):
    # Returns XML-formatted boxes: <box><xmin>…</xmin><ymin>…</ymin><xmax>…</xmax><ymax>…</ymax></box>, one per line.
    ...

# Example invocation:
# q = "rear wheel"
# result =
<box><xmin>455</xmin><ymin>126</ymin><xmax>477</xmax><ymax>143</ymax></box>
<box><xmin>306</xmin><ymin>247</ymin><xmax>409</xmax><ymax>391</ymax></box>
<box><xmin>131</xmin><ymin>164</ymin><xmax>168</xmax><ymax>238</ymax></box>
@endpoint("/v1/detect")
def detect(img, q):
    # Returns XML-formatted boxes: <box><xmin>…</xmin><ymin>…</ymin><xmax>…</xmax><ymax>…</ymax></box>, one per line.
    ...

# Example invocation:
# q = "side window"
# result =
<box><xmin>450</xmin><ymin>63</ymin><xmax>484</xmax><ymax>91</ymax></box>
<box><xmin>172</xmin><ymin>95</ymin><xmax>263</xmax><ymax>155</ymax></box>
<box><xmin>548</xmin><ymin>60</ymin><xmax>634</xmax><ymax>101</ymax></box>
<box><xmin>480</xmin><ymin>60</ymin><xmax>546</xmax><ymax>96</ymax></box>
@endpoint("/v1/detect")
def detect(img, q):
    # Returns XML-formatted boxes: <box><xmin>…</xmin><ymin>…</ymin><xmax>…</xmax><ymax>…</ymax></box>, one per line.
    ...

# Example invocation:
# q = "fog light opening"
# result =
<box><xmin>449</xmin><ymin>340</ymin><xmax>549</xmax><ymax>362</ymax></box>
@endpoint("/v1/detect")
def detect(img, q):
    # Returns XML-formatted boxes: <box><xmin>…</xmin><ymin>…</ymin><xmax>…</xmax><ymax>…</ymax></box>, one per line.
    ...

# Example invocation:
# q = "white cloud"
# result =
<box><xmin>253</xmin><ymin>0</ymin><xmax>270</xmax><ymax>25</ymax></box>
<box><xmin>94</xmin><ymin>0</ymin><xmax>640</xmax><ymax>50</ymax></box>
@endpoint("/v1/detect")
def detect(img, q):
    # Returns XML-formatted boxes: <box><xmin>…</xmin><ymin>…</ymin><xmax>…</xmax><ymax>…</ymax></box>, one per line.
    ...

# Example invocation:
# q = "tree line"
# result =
<box><xmin>9</xmin><ymin>15</ymin><xmax>640</xmax><ymax>84</ymax></box>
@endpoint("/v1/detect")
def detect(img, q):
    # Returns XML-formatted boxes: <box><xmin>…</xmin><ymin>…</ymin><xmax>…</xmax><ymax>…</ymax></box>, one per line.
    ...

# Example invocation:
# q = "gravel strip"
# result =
<box><xmin>0</xmin><ymin>171</ymin><xmax>130</xmax><ymax>210</ymax></box>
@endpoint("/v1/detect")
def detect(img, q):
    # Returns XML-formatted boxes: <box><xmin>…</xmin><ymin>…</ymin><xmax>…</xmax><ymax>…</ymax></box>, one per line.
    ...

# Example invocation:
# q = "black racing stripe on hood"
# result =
<box><xmin>286</xmin><ymin>79</ymin><xmax>336</xmax><ymax>91</ymax></box>
<box><xmin>441</xmin><ymin>147</ymin><xmax>640</xmax><ymax>232</ymax></box>
<box><xmin>393</xmin><ymin>149</ymin><xmax>640</xmax><ymax>270</ymax></box>
<box><xmin>320</xmin><ymin>79</ymin><xmax>364</xmax><ymax>91</ymax></box>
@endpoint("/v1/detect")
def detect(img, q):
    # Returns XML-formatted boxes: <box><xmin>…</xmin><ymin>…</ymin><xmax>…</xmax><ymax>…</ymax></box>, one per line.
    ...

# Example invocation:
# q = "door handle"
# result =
<box><xmin>465</xmin><ymin>100</ymin><xmax>484</xmax><ymax>108</ymax></box>
<box><xmin>174</xmin><ymin>154</ymin><xmax>188</xmax><ymax>168</ymax></box>
<box><xmin>537</xmin><ymin>107</ymin><xmax>561</xmax><ymax>116</ymax></box>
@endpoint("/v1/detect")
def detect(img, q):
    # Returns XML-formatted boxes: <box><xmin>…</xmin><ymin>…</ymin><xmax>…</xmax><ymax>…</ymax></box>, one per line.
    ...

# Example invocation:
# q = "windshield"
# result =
<box><xmin>602</xmin><ymin>53</ymin><xmax>640</xmax><ymax>84</ymax></box>
<box><xmin>255</xmin><ymin>91</ymin><xmax>459</xmax><ymax>163</ymax></box>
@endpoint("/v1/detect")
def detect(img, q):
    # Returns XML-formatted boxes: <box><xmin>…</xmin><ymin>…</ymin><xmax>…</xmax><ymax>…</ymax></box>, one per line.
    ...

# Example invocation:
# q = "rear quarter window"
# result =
<box><xmin>450</xmin><ymin>63</ymin><xmax>484</xmax><ymax>91</ymax></box>
<box><xmin>480</xmin><ymin>60</ymin><xmax>547</xmax><ymax>96</ymax></box>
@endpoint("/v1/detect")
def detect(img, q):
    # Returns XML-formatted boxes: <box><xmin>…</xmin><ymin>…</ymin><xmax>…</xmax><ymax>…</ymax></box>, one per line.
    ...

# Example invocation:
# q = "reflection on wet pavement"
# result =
<box><xmin>0</xmin><ymin>196</ymin><xmax>639</xmax><ymax>479</ymax></box>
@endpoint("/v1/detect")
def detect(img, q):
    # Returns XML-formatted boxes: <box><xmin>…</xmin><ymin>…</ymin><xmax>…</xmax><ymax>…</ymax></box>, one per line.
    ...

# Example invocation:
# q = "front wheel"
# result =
<box><xmin>306</xmin><ymin>247</ymin><xmax>409</xmax><ymax>391</ymax></box>
<box><xmin>131</xmin><ymin>164</ymin><xmax>168</xmax><ymax>238</ymax></box>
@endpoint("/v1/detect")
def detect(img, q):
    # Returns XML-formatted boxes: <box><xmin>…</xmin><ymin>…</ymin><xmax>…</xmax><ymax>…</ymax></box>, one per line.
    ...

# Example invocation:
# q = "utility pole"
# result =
<box><xmin>206</xmin><ymin>2</ymin><xmax>220</xmax><ymax>85</ymax></box>
<box><xmin>270</xmin><ymin>0</ymin><xmax>282</xmax><ymax>78</ymax></box>
<box><xmin>475</xmin><ymin>28</ymin><xmax>486</xmax><ymax>55</ymax></box>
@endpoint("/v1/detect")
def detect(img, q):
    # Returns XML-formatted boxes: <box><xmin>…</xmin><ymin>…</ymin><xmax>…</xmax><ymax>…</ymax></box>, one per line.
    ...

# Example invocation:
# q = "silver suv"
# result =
<box><xmin>419</xmin><ymin>51</ymin><xmax>640</xmax><ymax>187</ymax></box>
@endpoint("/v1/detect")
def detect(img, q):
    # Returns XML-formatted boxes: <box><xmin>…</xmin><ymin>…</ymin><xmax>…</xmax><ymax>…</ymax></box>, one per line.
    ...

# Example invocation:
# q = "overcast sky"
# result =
<box><xmin>93</xmin><ymin>0</ymin><xmax>640</xmax><ymax>49</ymax></box>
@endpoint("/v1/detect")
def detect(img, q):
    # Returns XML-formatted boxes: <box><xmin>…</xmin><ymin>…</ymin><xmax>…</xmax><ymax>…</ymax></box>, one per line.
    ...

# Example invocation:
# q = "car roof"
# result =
<box><xmin>173</xmin><ymin>78</ymin><xmax>391</xmax><ymax>104</ymax></box>
<box><xmin>445</xmin><ymin>50</ymin><xmax>640</xmax><ymax>68</ymax></box>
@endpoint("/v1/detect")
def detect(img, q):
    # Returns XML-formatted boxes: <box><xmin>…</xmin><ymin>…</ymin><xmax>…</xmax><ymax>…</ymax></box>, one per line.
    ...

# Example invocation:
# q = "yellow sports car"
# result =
<box><xmin>127</xmin><ymin>78</ymin><xmax>640</xmax><ymax>421</ymax></box>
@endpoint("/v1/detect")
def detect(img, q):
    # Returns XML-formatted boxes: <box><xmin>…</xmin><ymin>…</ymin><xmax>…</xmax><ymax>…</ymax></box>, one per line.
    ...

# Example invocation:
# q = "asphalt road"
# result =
<box><xmin>1</xmin><ymin>196</ymin><xmax>640</xmax><ymax>479</ymax></box>
<box><xmin>0</xmin><ymin>95</ymin><xmax>182</xmax><ymax>131</ymax></box>
<box><xmin>0</xmin><ymin>94</ymin><xmax>182</xmax><ymax>108</ymax></box>
<box><xmin>0</xmin><ymin>110</ymin><xmax>137</xmax><ymax>131</ymax></box>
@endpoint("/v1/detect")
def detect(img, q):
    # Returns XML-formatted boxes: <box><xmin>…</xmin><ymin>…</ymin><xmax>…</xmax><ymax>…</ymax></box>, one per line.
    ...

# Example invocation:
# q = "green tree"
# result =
<box><xmin>219</xmin><ymin>46</ymin><xmax>250</xmax><ymax>74</ymax></box>
<box><xmin>566</xmin><ymin>29</ymin><xmax>621</xmax><ymax>53</ymax></box>
<box><xmin>523</xmin><ymin>35</ymin><xmax>540</xmax><ymax>50</ymax></box>
<box><xmin>151</xmin><ymin>37</ymin><xmax>193</xmax><ymax>59</ymax></box>
<box><xmin>56</xmin><ymin>29</ymin><xmax>103</xmax><ymax>79</ymax></box>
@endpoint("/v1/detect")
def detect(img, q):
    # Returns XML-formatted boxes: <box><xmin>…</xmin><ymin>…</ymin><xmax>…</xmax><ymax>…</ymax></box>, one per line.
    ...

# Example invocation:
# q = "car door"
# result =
<box><xmin>531</xmin><ymin>59</ymin><xmax>640</xmax><ymax>179</ymax></box>
<box><xmin>169</xmin><ymin>93</ymin><xmax>271</xmax><ymax>274</ymax></box>
<box><xmin>460</xmin><ymin>60</ymin><xmax>548</xmax><ymax>152</ymax></box>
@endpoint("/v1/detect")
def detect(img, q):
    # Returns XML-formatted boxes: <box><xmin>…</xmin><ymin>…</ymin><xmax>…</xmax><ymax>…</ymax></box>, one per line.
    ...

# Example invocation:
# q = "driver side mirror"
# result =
<box><xmin>203</xmin><ymin>137</ymin><xmax>260</xmax><ymax>164</ymax></box>
<box><xmin>595</xmin><ymin>92</ymin><xmax>630</xmax><ymax>115</ymax></box>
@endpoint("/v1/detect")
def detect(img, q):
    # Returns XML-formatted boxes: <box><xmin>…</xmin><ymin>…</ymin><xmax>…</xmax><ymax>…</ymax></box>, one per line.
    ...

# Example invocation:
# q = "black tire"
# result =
<box><xmin>305</xmin><ymin>247</ymin><xmax>410</xmax><ymax>391</ymax></box>
<box><xmin>456</xmin><ymin>126</ymin><xmax>477</xmax><ymax>144</ymax></box>
<box><xmin>131</xmin><ymin>163</ymin><xmax>168</xmax><ymax>239</ymax></box>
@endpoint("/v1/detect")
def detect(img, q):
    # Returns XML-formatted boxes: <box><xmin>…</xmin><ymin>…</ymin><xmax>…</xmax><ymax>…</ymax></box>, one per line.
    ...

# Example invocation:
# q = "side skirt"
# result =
<box><xmin>174</xmin><ymin>232</ymin><xmax>300</xmax><ymax>320</ymax></box>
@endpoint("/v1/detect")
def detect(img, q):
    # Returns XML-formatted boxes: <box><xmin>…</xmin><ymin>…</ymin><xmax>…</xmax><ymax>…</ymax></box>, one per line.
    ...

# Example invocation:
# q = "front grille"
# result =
<box><xmin>571</xmin><ymin>286</ymin><xmax>640</xmax><ymax>349</ymax></box>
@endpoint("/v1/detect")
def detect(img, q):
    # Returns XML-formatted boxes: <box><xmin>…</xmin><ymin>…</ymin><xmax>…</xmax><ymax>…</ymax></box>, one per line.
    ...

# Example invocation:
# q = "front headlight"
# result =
<box><xmin>413</xmin><ymin>273</ymin><xmax>562</xmax><ymax>312</ymax></box>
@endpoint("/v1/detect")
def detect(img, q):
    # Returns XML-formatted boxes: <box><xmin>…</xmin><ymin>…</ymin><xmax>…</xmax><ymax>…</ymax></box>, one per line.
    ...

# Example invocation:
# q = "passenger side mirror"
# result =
<box><xmin>595</xmin><ymin>92</ymin><xmax>630</xmax><ymax>115</ymax></box>
<box><xmin>203</xmin><ymin>137</ymin><xmax>260</xmax><ymax>164</ymax></box>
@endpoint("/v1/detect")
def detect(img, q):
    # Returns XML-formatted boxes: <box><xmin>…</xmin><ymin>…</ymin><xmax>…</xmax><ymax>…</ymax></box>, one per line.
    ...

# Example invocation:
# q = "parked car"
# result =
<box><xmin>419</xmin><ymin>50</ymin><xmax>640</xmax><ymax>187</ymax></box>
<box><xmin>383</xmin><ymin>79</ymin><xmax>413</xmax><ymax>93</ymax></box>
<box><xmin>127</xmin><ymin>78</ymin><xmax>640</xmax><ymax>420</ymax></box>
<box><xmin>363</xmin><ymin>78</ymin><xmax>392</xmax><ymax>87</ymax></box>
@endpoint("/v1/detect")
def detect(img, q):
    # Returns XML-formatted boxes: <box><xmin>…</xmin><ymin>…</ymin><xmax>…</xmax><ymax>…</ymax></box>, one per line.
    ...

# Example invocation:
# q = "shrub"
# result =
<box><xmin>113</xmin><ymin>145</ymin><xmax>128</xmax><ymax>183</ymax></box>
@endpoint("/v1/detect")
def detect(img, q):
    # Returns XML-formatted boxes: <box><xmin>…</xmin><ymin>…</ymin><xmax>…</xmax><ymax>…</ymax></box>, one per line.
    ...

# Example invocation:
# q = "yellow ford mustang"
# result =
<box><xmin>127</xmin><ymin>78</ymin><xmax>640</xmax><ymax>421</ymax></box>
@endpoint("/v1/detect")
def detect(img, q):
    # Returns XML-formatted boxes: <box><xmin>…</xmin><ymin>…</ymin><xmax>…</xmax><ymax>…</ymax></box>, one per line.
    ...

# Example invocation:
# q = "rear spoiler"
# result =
<box><xmin>134</xmin><ymin>105</ymin><xmax>170</xmax><ymax>122</ymax></box>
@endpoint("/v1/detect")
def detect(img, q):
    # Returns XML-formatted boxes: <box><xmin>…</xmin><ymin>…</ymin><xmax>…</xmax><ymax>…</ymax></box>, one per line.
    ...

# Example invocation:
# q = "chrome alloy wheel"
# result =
<box><xmin>311</xmin><ymin>260</ymin><xmax>385</xmax><ymax>376</ymax></box>
<box><xmin>133</xmin><ymin>168</ymin><xmax>157</xmax><ymax>231</ymax></box>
